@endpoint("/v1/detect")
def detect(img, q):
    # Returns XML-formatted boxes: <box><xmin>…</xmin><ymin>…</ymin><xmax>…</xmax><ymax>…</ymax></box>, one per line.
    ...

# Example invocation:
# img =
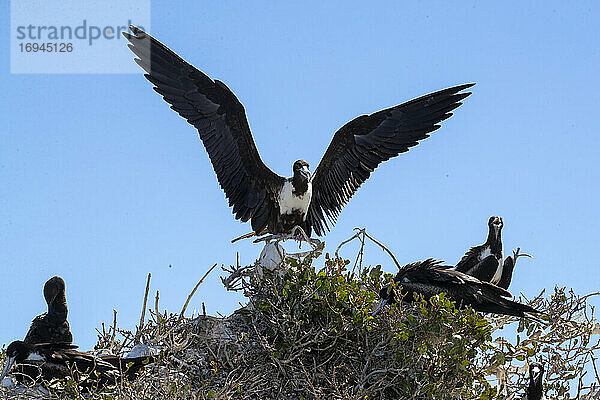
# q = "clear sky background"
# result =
<box><xmin>1</xmin><ymin>1</ymin><xmax>599</xmax><ymax>350</ymax></box>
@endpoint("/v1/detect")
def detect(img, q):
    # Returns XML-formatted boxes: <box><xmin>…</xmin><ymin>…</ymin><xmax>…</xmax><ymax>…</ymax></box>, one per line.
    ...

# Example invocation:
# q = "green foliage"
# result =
<box><xmin>243</xmin><ymin>252</ymin><xmax>497</xmax><ymax>399</ymax></box>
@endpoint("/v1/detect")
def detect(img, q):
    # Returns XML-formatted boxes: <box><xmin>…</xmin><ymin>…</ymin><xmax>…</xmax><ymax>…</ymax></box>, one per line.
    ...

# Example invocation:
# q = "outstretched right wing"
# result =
<box><xmin>124</xmin><ymin>26</ymin><xmax>284</xmax><ymax>233</ymax></box>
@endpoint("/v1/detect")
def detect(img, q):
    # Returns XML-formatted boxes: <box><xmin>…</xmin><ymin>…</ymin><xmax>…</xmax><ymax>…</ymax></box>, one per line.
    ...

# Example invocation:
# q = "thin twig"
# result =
<box><xmin>109</xmin><ymin>309</ymin><xmax>117</xmax><ymax>353</ymax></box>
<box><xmin>135</xmin><ymin>273</ymin><xmax>152</xmax><ymax>344</ymax></box>
<box><xmin>362</xmin><ymin>230</ymin><xmax>402</xmax><ymax>270</ymax></box>
<box><xmin>335</xmin><ymin>228</ymin><xmax>402</xmax><ymax>270</ymax></box>
<box><xmin>179</xmin><ymin>263</ymin><xmax>218</xmax><ymax>321</ymax></box>
<box><xmin>154</xmin><ymin>290</ymin><xmax>160</xmax><ymax>322</ymax></box>
<box><xmin>335</xmin><ymin>229</ymin><xmax>364</xmax><ymax>259</ymax></box>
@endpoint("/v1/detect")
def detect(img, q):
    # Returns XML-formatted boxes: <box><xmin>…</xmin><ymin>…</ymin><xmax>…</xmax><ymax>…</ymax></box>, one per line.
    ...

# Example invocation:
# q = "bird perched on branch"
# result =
<box><xmin>23</xmin><ymin>276</ymin><xmax>72</xmax><ymax>345</ymax></box>
<box><xmin>455</xmin><ymin>216</ymin><xmax>504</xmax><ymax>283</ymax></box>
<box><xmin>373</xmin><ymin>259</ymin><xmax>539</xmax><ymax>318</ymax></box>
<box><xmin>0</xmin><ymin>341</ymin><xmax>152</xmax><ymax>388</ymax></box>
<box><xmin>455</xmin><ymin>217</ymin><xmax>531</xmax><ymax>289</ymax></box>
<box><xmin>123</xmin><ymin>26</ymin><xmax>474</xmax><ymax>240</ymax></box>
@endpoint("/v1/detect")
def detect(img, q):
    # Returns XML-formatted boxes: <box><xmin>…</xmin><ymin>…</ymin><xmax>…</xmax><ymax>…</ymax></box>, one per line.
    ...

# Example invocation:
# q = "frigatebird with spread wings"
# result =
<box><xmin>124</xmin><ymin>26</ymin><xmax>474</xmax><ymax>240</ymax></box>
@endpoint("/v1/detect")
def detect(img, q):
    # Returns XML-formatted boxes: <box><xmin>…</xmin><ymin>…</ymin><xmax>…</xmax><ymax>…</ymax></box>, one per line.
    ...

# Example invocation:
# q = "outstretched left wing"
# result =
<box><xmin>307</xmin><ymin>84</ymin><xmax>474</xmax><ymax>236</ymax></box>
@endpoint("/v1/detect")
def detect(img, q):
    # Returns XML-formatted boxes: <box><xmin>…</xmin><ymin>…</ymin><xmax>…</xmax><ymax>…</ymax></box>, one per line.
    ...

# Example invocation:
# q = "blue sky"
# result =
<box><xmin>1</xmin><ymin>1</ymin><xmax>599</xmax><ymax>350</ymax></box>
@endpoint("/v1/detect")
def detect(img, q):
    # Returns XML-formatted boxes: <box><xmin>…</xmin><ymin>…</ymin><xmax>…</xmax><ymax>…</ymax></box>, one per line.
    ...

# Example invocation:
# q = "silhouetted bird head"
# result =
<box><xmin>44</xmin><ymin>276</ymin><xmax>66</xmax><ymax>306</ymax></box>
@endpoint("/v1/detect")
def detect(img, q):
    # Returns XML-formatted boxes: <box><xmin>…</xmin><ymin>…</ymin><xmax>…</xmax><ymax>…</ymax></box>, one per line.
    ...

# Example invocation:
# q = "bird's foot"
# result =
<box><xmin>289</xmin><ymin>226</ymin><xmax>322</xmax><ymax>249</ymax></box>
<box><xmin>252</xmin><ymin>227</ymin><xmax>321</xmax><ymax>249</ymax></box>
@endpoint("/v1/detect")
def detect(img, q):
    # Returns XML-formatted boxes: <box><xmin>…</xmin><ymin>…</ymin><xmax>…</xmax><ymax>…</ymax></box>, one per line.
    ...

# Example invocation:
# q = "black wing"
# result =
<box><xmin>454</xmin><ymin>244</ymin><xmax>485</xmax><ymax>273</ymax></box>
<box><xmin>393</xmin><ymin>259</ymin><xmax>538</xmax><ymax>318</ymax></box>
<box><xmin>458</xmin><ymin>254</ymin><xmax>499</xmax><ymax>282</ymax></box>
<box><xmin>124</xmin><ymin>26</ymin><xmax>285</xmax><ymax>233</ymax></box>
<box><xmin>307</xmin><ymin>84</ymin><xmax>474</xmax><ymax>235</ymax></box>
<box><xmin>446</xmin><ymin>270</ymin><xmax>539</xmax><ymax>318</ymax></box>
<box><xmin>498</xmin><ymin>256</ymin><xmax>515</xmax><ymax>290</ymax></box>
<box><xmin>400</xmin><ymin>259</ymin><xmax>465</xmax><ymax>285</ymax></box>
<box><xmin>466</xmin><ymin>281</ymin><xmax>538</xmax><ymax>318</ymax></box>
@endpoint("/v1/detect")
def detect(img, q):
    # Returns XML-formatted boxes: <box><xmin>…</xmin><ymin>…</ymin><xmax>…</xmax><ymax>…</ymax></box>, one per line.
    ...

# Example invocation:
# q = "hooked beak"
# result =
<box><xmin>0</xmin><ymin>356</ymin><xmax>15</xmax><ymax>381</ymax></box>
<box><xmin>372</xmin><ymin>298</ymin><xmax>388</xmax><ymax>316</ymax></box>
<box><xmin>300</xmin><ymin>165</ymin><xmax>311</xmax><ymax>179</ymax></box>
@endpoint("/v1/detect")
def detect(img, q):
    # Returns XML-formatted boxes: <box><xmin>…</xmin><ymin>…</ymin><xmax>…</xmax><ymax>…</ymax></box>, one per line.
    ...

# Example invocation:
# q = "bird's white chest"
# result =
<box><xmin>278</xmin><ymin>181</ymin><xmax>312</xmax><ymax>219</ymax></box>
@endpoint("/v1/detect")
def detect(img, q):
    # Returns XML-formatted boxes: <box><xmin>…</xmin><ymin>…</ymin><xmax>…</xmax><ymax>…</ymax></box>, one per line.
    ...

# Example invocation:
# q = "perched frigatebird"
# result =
<box><xmin>455</xmin><ymin>217</ymin><xmax>531</xmax><ymax>289</ymax></box>
<box><xmin>373</xmin><ymin>259</ymin><xmax>539</xmax><ymax>318</ymax></box>
<box><xmin>23</xmin><ymin>276</ymin><xmax>72</xmax><ymax>345</ymax></box>
<box><xmin>123</xmin><ymin>26</ymin><xmax>473</xmax><ymax>240</ymax></box>
<box><xmin>455</xmin><ymin>216</ymin><xmax>504</xmax><ymax>283</ymax></box>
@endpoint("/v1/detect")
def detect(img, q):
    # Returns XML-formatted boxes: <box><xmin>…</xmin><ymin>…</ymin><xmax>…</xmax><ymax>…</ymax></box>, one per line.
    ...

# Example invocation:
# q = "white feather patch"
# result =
<box><xmin>490</xmin><ymin>251</ymin><xmax>504</xmax><ymax>285</ymax></box>
<box><xmin>278</xmin><ymin>180</ymin><xmax>312</xmax><ymax>219</ymax></box>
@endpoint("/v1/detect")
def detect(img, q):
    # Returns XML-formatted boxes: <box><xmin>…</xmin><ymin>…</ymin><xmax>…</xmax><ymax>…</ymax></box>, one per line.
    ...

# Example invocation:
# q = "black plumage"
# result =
<box><xmin>24</xmin><ymin>276</ymin><xmax>72</xmax><ymax>345</ymax></box>
<box><xmin>526</xmin><ymin>362</ymin><xmax>545</xmax><ymax>400</ymax></box>
<box><xmin>0</xmin><ymin>341</ymin><xmax>151</xmax><ymax>387</ymax></box>
<box><xmin>123</xmin><ymin>26</ymin><xmax>473</xmax><ymax>237</ymax></box>
<box><xmin>455</xmin><ymin>216</ymin><xmax>504</xmax><ymax>285</ymax></box>
<box><xmin>373</xmin><ymin>259</ymin><xmax>539</xmax><ymax>318</ymax></box>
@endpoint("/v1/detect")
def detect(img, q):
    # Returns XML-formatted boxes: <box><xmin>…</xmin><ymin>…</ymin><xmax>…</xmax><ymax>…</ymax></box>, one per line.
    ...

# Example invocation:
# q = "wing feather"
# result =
<box><xmin>124</xmin><ymin>26</ymin><xmax>284</xmax><ymax>233</ymax></box>
<box><xmin>308</xmin><ymin>84</ymin><xmax>474</xmax><ymax>235</ymax></box>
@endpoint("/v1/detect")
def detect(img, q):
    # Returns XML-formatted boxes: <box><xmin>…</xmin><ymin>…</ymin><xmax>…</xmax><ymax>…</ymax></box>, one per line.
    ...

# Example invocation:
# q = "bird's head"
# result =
<box><xmin>44</xmin><ymin>276</ymin><xmax>66</xmax><ymax>306</ymax></box>
<box><xmin>529</xmin><ymin>362</ymin><xmax>544</xmax><ymax>384</ymax></box>
<box><xmin>293</xmin><ymin>160</ymin><xmax>311</xmax><ymax>180</ymax></box>
<box><xmin>372</xmin><ymin>284</ymin><xmax>397</xmax><ymax>316</ymax></box>
<box><xmin>488</xmin><ymin>216</ymin><xmax>503</xmax><ymax>239</ymax></box>
<box><xmin>0</xmin><ymin>341</ymin><xmax>29</xmax><ymax>381</ymax></box>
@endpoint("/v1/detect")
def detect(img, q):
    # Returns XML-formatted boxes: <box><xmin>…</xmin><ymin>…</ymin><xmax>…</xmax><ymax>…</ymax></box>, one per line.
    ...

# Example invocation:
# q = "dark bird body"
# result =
<box><xmin>526</xmin><ymin>362</ymin><xmax>545</xmax><ymax>400</ymax></box>
<box><xmin>373</xmin><ymin>259</ymin><xmax>539</xmax><ymax>318</ymax></box>
<box><xmin>24</xmin><ymin>276</ymin><xmax>72</xmax><ymax>345</ymax></box>
<box><xmin>455</xmin><ymin>216</ymin><xmax>504</xmax><ymax>285</ymax></box>
<box><xmin>0</xmin><ymin>341</ymin><xmax>150</xmax><ymax>387</ymax></box>
<box><xmin>124</xmin><ymin>26</ymin><xmax>473</xmax><ymax>237</ymax></box>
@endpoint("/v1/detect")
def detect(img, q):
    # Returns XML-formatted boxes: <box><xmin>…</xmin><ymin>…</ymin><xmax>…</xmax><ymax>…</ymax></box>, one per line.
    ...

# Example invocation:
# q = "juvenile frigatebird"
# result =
<box><xmin>372</xmin><ymin>259</ymin><xmax>539</xmax><ymax>318</ymax></box>
<box><xmin>123</xmin><ymin>26</ymin><xmax>474</xmax><ymax>239</ymax></box>
<box><xmin>23</xmin><ymin>276</ymin><xmax>72</xmax><ymax>345</ymax></box>
<box><xmin>0</xmin><ymin>341</ymin><xmax>151</xmax><ymax>388</ymax></box>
